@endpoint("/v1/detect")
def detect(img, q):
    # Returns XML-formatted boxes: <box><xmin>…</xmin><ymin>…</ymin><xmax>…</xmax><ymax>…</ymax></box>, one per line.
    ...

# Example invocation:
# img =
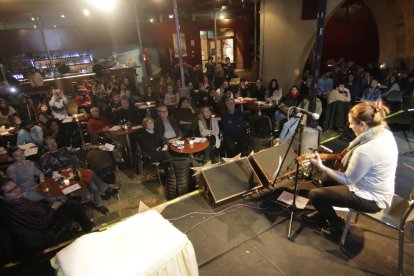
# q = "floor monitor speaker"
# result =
<box><xmin>199</xmin><ymin>157</ymin><xmax>263</xmax><ymax>206</ymax></box>
<box><xmin>249</xmin><ymin>142</ymin><xmax>297</xmax><ymax>186</ymax></box>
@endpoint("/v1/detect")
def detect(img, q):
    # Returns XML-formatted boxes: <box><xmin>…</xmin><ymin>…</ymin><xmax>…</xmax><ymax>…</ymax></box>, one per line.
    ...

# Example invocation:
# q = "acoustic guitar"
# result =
<box><xmin>297</xmin><ymin>148</ymin><xmax>348</xmax><ymax>171</ymax></box>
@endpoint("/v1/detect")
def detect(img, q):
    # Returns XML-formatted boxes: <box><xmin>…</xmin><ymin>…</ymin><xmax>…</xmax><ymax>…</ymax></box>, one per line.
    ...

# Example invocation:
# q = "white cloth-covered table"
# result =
<box><xmin>51</xmin><ymin>210</ymin><xmax>198</xmax><ymax>276</ymax></box>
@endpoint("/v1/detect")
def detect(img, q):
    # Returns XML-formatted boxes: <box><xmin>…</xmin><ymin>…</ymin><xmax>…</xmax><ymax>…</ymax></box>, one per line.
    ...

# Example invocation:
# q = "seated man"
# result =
<box><xmin>112</xmin><ymin>98</ymin><xmax>144</xmax><ymax>125</ymax></box>
<box><xmin>361</xmin><ymin>79</ymin><xmax>382</xmax><ymax>102</ymax></box>
<box><xmin>0</xmin><ymin>178</ymin><xmax>94</xmax><ymax>241</ymax></box>
<box><xmin>221</xmin><ymin>98</ymin><xmax>248</xmax><ymax>157</ymax></box>
<box><xmin>40</xmin><ymin>137</ymin><xmax>117</xmax><ymax>214</ymax></box>
<box><xmin>172</xmin><ymin>97</ymin><xmax>196</xmax><ymax>137</ymax></box>
<box><xmin>154</xmin><ymin>105</ymin><xmax>183</xmax><ymax>143</ymax></box>
<box><xmin>6</xmin><ymin>147</ymin><xmax>63</xmax><ymax>203</ymax></box>
<box><xmin>16</xmin><ymin>120</ymin><xmax>43</xmax><ymax>148</ymax></box>
<box><xmin>88</xmin><ymin>106</ymin><xmax>111</xmax><ymax>135</ymax></box>
<box><xmin>324</xmin><ymin>83</ymin><xmax>352</xmax><ymax>131</ymax></box>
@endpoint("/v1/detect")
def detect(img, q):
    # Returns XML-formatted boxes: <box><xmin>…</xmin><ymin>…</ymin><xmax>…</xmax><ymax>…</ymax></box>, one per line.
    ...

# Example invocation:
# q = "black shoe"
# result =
<box><xmin>321</xmin><ymin>217</ymin><xmax>345</xmax><ymax>240</ymax></box>
<box><xmin>94</xmin><ymin>205</ymin><xmax>110</xmax><ymax>215</ymax></box>
<box><xmin>105</xmin><ymin>188</ymin><xmax>119</xmax><ymax>197</ymax></box>
<box><xmin>301</xmin><ymin>211</ymin><xmax>328</xmax><ymax>227</ymax></box>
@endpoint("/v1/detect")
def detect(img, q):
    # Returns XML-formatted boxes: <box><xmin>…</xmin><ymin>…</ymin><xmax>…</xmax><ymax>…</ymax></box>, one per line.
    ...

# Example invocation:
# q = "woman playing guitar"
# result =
<box><xmin>302</xmin><ymin>101</ymin><xmax>398</xmax><ymax>239</ymax></box>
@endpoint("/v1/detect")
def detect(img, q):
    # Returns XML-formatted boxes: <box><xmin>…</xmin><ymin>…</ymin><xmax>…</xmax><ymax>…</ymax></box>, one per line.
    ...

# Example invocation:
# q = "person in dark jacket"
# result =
<box><xmin>137</xmin><ymin>117</ymin><xmax>172</xmax><ymax>163</ymax></box>
<box><xmin>154</xmin><ymin>105</ymin><xmax>183</xmax><ymax>144</ymax></box>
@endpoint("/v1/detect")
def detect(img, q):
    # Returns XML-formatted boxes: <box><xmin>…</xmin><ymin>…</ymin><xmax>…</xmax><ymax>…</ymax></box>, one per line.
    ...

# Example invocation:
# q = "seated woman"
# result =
<box><xmin>274</xmin><ymin>86</ymin><xmax>302</xmax><ymax>130</ymax></box>
<box><xmin>137</xmin><ymin>117</ymin><xmax>172</xmax><ymax>163</ymax></box>
<box><xmin>45</xmin><ymin>118</ymin><xmax>71</xmax><ymax>147</ymax></box>
<box><xmin>198</xmin><ymin>106</ymin><xmax>220</xmax><ymax>163</ymax></box>
<box><xmin>164</xmin><ymin>85</ymin><xmax>179</xmax><ymax>108</ymax></box>
<box><xmin>49</xmin><ymin>88</ymin><xmax>68</xmax><ymax>120</ymax></box>
<box><xmin>142</xmin><ymin>85</ymin><xmax>159</xmax><ymax>104</ymax></box>
<box><xmin>0</xmin><ymin>98</ymin><xmax>21</xmax><ymax>127</ymax></box>
<box><xmin>303</xmin><ymin>101</ymin><xmax>398</xmax><ymax>239</ymax></box>
<box><xmin>172</xmin><ymin>97</ymin><xmax>196</xmax><ymax>137</ymax></box>
<box><xmin>37</xmin><ymin>102</ymin><xmax>52</xmax><ymax>128</ymax></box>
<box><xmin>267</xmin><ymin>78</ymin><xmax>283</xmax><ymax>105</ymax></box>
<box><xmin>6</xmin><ymin>147</ymin><xmax>62</xmax><ymax>203</ymax></box>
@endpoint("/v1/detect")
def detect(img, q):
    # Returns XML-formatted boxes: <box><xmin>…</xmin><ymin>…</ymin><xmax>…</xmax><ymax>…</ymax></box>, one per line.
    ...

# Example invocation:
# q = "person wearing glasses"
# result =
<box><xmin>0</xmin><ymin>177</ymin><xmax>94</xmax><ymax>238</ymax></box>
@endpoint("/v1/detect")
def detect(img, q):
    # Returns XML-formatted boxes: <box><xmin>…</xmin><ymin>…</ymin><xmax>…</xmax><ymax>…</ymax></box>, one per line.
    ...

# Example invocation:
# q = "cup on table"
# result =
<box><xmin>64</xmin><ymin>179</ymin><xmax>70</xmax><ymax>186</ymax></box>
<box><xmin>189</xmin><ymin>139</ymin><xmax>194</xmax><ymax>147</ymax></box>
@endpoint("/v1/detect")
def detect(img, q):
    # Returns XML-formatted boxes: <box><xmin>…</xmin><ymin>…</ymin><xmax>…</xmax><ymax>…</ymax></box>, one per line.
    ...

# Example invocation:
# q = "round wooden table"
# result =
<box><xmin>234</xmin><ymin>98</ymin><xmax>256</xmax><ymax>112</ymax></box>
<box><xmin>169</xmin><ymin>138</ymin><xmax>209</xmax><ymax>155</ymax></box>
<box><xmin>38</xmin><ymin>168</ymin><xmax>93</xmax><ymax>197</ymax></box>
<box><xmin>245</xmin><ymin>101</ymin><xmax>273</xmax><ymax>115</ymax></box>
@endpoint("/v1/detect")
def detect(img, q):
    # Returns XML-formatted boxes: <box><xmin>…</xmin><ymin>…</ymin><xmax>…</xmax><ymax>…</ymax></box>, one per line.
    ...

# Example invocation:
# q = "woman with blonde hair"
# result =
<box><xmin>198</xmin><ymin>106</ymin><xmax>220</xmax><ymax>163</ymax></box>
<box><xmin>303</xmin><ymin>101</ymin><xmax>398</xmax><ymax>239</ymax></box>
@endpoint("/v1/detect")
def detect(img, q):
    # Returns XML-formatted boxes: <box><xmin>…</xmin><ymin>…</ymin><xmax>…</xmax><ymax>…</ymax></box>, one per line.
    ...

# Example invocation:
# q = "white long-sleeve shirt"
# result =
<box><xmin>325</xmin><ymin>127</ymin><xmax>398</xmax><ymax>208</ymax></box>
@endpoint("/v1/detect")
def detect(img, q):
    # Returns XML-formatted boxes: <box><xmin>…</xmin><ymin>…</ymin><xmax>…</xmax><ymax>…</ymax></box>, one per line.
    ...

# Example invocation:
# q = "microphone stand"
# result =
<box><xmin>271</xmin><ymin>110</ymin><xmax>304</xmax><ymax>240</ymax></box>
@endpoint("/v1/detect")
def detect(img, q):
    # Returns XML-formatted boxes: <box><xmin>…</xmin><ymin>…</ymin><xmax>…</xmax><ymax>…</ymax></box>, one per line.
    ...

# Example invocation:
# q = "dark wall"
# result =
<box><xmin>322</xmin><ymin>5</ymin><xmax>379</xmax><ymax>65</ymax></box>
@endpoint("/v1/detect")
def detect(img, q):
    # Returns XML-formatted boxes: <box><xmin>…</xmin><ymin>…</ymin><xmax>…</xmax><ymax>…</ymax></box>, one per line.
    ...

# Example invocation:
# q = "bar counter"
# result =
<box><xmin>20</xmin><ymin>67</ymin><xmax>139</xmax><ymax>96</ymax></box>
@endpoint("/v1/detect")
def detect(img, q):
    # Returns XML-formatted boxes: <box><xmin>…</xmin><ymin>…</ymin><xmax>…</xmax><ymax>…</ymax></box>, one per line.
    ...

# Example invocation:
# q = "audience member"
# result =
<box><xmin>40</xmin><ymin>137</ymin><xmax>116</xmax><ymax>214</ymax></box>
<box><xmin>274</xmin><ymin>86</ymin><xmax>302</xmax><ymax>130</ymax></box>
<box><xmin>16</xmin><ymin>121</ymin><xmax>43</xmax><ymax>147</ymax></box>
<box><xmin>37</xmin><ymin>103</ymin><xmax>52</xmax><ymax>127</ymax></box>
<box><xmin>316</xmin><ymin>72</ymin><xmax>333</xmax><ymax>98</ymax></box>
<box><xmin>221</xmin><ymin>98</ymin><xmax>248</xmax><ymax>157</ymax></box>
<box><xmin>361</xmin><ymin>79</ymin><xmax>382</xmax><ymax>102</ymax></box>
<box><xmin>205</xmin><ymin>56</ymin><xmax>215</xmax><ymax>82</ymax></box>
<box><xmin>112</xmin><ymin>98</ymin><xmax>143</xmax><ymax>125</ymax></box>
<box><xmin>345</xmin><ymin>73</ymin><xmax>361</xmax><ymax>101</ymax></box>
<box><xmin>49</xmin><ymin>89</ymin><xmax>68</xmax><ymax>120</ymax></box>
<box><xmin>45</xmin><ymin>118</ymin><xmax>71</xmax><ymax>147</ymax></box>
<box><xmin>237</xmin><ymin>79</ymin><xmax>250</xmax><ymax>98</ymax></box>
<box><xmin>198</xmin><ymin>106</ymin><xmax>220</xmax><ymax>163</ymax></box>
<box><xmin>137</xmin><ymin>117</ymin><xmax>172</xmax><ymax>163</ymax></box>
<box><xmin>0</xmin><ymin>98</ymin><xmax>21</xmax><ymax>127</ymax></box>
<box><xmin>0</xmin><ymin>177</ymin><xmax>94</xmax><ymax>235</ymax></box>
<box><xmin>154</xmin><ymin>105</ymin><xmax>182</xmax><ymax>143</ymax></box>
<box><xmin>87</xmin><ymin>106</ymin><xmax>111</xmax><ymax>135</ymax></box>
<box><xmin>267</xmin><ymin>79</ymin><xmax>282</xmax><ymax>104</ymax></box>
<box><xmin>173</xmin><ymin>97</ymin><xmax>196</xmax><ymax>137</ymax></box>
<box><xmin>164</xmin><ymin>85</ymin><xmax>179</xmax><ymax>107</ymax></box>
<box><xmin>252</xmin><ymin>79</ymin><xmax>266</xmax><ymax>101</ymax></box>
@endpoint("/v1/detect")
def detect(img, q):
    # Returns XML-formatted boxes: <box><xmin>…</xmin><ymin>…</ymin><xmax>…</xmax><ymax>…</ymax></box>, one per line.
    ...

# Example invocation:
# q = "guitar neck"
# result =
<box><xmin>297</xmin><ymin>153</ymin><xmax>342</xmax><ymax>163</ymax></box>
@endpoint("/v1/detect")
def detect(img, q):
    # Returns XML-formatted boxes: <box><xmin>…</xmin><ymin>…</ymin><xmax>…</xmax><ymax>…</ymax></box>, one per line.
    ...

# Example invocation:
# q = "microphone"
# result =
<box><xmin>292</xmin><ymin>106</ymin><xmax>320</xmax><ymax>120</ymax></box>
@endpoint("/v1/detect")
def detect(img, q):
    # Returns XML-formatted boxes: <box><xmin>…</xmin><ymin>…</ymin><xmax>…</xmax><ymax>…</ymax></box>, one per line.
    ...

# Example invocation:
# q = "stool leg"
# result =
<box><xmin>398</xmin><ymin>227</ymin><xmax>405</xmax><ymax>276</ymax></box>
<box><xmin>339</xmin><ymin>211</ymin><xmax>353</xmax><ymax>250</ymax></box>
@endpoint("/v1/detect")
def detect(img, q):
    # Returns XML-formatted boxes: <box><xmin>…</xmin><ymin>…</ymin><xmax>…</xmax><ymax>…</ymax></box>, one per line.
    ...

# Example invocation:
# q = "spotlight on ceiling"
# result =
<box><xmin>53</xmin><ymin>25</ymin><xmax>57</xmax><ymax>28</ymax></box>
<box><xmin>60</xmin><ymin>14</ymin><xmax>65</xmax><ymax>18</ymax></box>
<box><xmin>150</xmin><ymin>18</ymin><xmax>154</xmax><ymax>23</ymax></box>
<box><xmin>219</xmin><ymin>13</ymin><xmax>225</xmax><ymax>20</ymax></box>
<box><xmin>31</xmin><ymin>17</ymin><xmax>35</xmax><ymax>21</ymax></box>
<box><xmin>33</xmin><ymin>25</ymin><xmax>37</xmax><ymax>28</ymax></box>
<box><xmin>89</xmin><ymin>0</ymin><xmax>117</xmax><ymax>12</ymax></box>
<box><xmin>169</xmin><ymin>14</ymin><xmax>173</xmax><ymax>19</ymax></box>
<box><xmin>83</xmin><ymin>9</ymin><xmax>91</xmax><ymax>16</ymax></box>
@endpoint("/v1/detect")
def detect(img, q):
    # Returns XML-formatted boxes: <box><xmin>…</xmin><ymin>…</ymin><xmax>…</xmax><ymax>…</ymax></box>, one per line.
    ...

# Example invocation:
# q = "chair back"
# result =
<box><xmin>249</xmin><ymin>115</ymin><xmax>272</xmax><ymax>138</ymax></box>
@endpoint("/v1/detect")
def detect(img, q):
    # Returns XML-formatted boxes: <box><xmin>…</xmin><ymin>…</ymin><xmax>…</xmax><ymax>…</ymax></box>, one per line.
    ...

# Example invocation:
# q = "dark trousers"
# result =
<box><xmin>49</xmin><ymin>201</ymin><xmax>94</xmax><ymax>234</ymax></box>
<box><xmin>223</xmin><ymin>131</ymin><xmax>248</xmax><ymax>158</ymax></box>
<box><xmin>308</xmin><ymin>185</ymin><xmax>380</xmax><ymax>226</ymax></box>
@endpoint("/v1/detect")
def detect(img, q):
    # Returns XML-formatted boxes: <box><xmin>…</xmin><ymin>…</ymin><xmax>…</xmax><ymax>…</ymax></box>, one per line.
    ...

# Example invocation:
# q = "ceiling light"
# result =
<box><xmin>53</xmin><ymin>25</ymin><xmax>57</xmax><ymax>28</ymax></box>
<box><xmin>83</xmin><ymin>9</ymin><xmax>90</xmax><ymax>16</ymax></box>
<box><xmin>219</xmin><ymin>14</ymin><xmax>225</xmax><ymax>20</ymax></box>
<box><xmin>89</xmin><ymin>0</ymin><xmax>117</xmax><ymax>12</ymax></box>
<box><xmin>31</xmin><ymin>17</ymin><xmax>35</xmax><ymax>21</ymax></box>
<box><xmin>149</xmin><ymin>18</ymin><xmax>154</xmax><ymax>23</ymax></box>
<box><xmin>33</xmin><ymin>25</ymin><xmax>37</xmax><ymax>28</ymax></box>
<box><xmin>169</xmin><ymin>14</ymin><xmax>173</xmax><ymax>19</ymax></box>
<box><xmin>60</xmin><ymin>14</ymin><xmax>65</xmax><ymax>18</ymax></box>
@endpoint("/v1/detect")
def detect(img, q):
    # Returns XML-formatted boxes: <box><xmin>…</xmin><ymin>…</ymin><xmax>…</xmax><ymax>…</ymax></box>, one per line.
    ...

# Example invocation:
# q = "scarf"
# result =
<box><xmin>341</xmin><ymin>125</ymin><xmax>383</xmax><ymax>169</ymax></box>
